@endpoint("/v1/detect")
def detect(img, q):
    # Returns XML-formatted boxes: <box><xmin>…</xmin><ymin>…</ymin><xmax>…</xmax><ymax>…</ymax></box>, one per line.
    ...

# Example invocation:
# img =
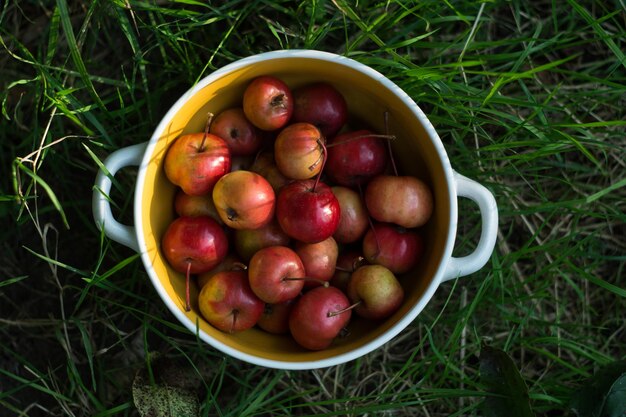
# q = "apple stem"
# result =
<box><xmin>282</xmin><ymin>277</ymin><xmax>330</xmax><ymax>287</ymax></box>
<box><xmin>324</xmin><ymin>133</ymin><xmax>396</xmax><ymax>148</ymax></box>
<box><xmin>231</xmin><ymin>261</ymin><xmax>248</xmax><ymax>271</ymax></box>
<box><xmin>185</xmin><ymin>261</ymin><xmax>192</xmax><ymax>312</ymax></box>
<box><xmin>384</xmin><ymin>111</ymin><xmax>399</xmax><ymax>176</ymax></box>
<box><xmin>230</xmin><ymin>309</ymin><xmax>239</xmax><ymax>334</ymax></box>
<box><xmin>328</xmin><ymin>300</ymin><xmax>361</xmax><ymax>317</ymax></box>
<box><xmin>312</xmin><ymin>138</ymin><xmax>327</xmax><ymax>192</ymax></box>
<box><xmin>200</xmin><ymin>112</ymin><xmax>215</xmax><ymax>152</ymax></box>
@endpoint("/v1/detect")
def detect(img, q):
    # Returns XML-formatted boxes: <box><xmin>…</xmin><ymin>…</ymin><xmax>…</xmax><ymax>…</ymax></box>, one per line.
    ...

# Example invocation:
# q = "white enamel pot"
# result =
<box><xmin>93</xmin><ymin>50</ymin><xmax>498</xmax><ymax>370</ymax></box>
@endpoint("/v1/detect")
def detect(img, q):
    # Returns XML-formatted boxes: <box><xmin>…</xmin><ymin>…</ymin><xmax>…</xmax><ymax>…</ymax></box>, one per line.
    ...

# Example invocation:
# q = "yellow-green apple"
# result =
<box><xmin>233</xmin><ymin>218</ymin><xmax>291</xmax><ymax>262</ymax></box>
<box><xmin>347</xmin><ymin>264</ymin><xmax>404</xmax><ymax>320</ymax></box>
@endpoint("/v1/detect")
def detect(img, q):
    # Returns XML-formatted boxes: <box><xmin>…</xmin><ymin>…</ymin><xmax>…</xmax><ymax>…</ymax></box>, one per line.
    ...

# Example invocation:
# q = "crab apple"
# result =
<box><xmin>212</xmin><ymin>170</ymin><xmax>275</xmax><ymax>230</ymax></box>
<box><xmin>210</xmin><ymin>107</ymin><xmax>262</xmax><ymax>156</ymax></box>
<box><xmin>365</xmin><ymin>175</ymin><xmax>434</xmax><ymax>228</ymax></box>
<box><xmin>331</xmin><ymin>186</ymin><xmax>369</xmax><ymax>244</ymax></box>
<box><xmin>243</xmin><ymin>75</ymin><xmax>293</xmax><ymax>131</ymax></box>
<box><xmin>295</xmin><ymin>236</ymin><xmax>339</xmax><ymax>286</ymax></box>
<box><xmin>164</xmin><ymin>132</ymin><xmax>231</xmax><ymax>196</ymax></box>
<box><xmin>248</xmin><ymin>245</ymin><xmax>306</xmax><ymax>304</ymax></box>
<box><xmin>256</xmin><ymin>299</ymin><xmax>296</xmax><ymax>334</ymax></box>
<box><xmin>347</xmin><ymin>264</ymin><xmax>404</xmax><ymax>320</ymax></box>
<box><xmin>274</xmin><ymin>122</ymin><xmax>324</xmax><ymax>180</ymax></box>
<box><xmin>362</xmin><ymin>223</ymin><xmax>424</xmax><ymax>274</ymax></box>
<box><xmin>276</xmin><ymin>179</ymin><xmax>340</xmax><ymax>244</ymax></box>
<box><xmin>289</xmin><ymin>286</ymin><xmax>352</xmax><ymax>351</ymax></box>
<box><xmin>233</xmin><ymin>219</ymin><xmax>291</xmax><ymax>262</ymax></box>
<box><xmin>198</xmin><ymin>270</ymin><xmax>264</xmax><ymax>333</ymax></box>
<box><xmin>292</xmin><ymin>82</ymin><xmax>348</xmax><ymax>138</ymax></box>
<box><xmin>325</xmin><ymin>130</ymin><xmax>388</xmax><ymax>187</ymax></box>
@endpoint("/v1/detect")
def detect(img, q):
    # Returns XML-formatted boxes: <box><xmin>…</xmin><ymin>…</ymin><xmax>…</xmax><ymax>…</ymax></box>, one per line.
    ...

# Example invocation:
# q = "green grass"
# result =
<box><xmin>1</xmin><ymin>0</ymin><xmax>625</xmax><ymax>415</ymax></box>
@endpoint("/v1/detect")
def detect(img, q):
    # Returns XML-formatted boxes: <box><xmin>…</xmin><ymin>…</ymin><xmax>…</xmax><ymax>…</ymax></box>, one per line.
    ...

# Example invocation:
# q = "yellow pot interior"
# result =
<box><xmin>140</xmin><ymin>55</ymin><xmax>451</xmax><ymax>364</ymax></box>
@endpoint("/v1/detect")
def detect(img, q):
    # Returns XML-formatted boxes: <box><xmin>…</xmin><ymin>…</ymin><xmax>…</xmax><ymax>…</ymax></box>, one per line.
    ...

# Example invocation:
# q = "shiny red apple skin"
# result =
<box><xmin>276</xmin><ymin>179</ymin><xmax>341</xmax><ymax>244</ymax></box>
<box><xmin>198</xmin><ymin>270</ymin><xmax>264</xmax><ymax>333</ymax></box>
<box><xmin>210</xmin><ymin>107</ymin><xmax>262</xmax><ymax>156</ymax></box>
<box><xmin>248</xmin><ymin>245</ymin><xmax>306</xmax><ymax>304</ymax></box>
<box><xmin>347</xmin><ymin>264</ymin><xmax>404</xmax><ymax>320</ymax></box>
<box><xmin>362</xmin><ymin>223</ymin><xmax>423</xmax><ymax>274</ymax></box>
<box><xmin>292</xmin><ymin>82</ymin><xmax>348</xmax><ymax>138</ymax></box>
<box><xmin>257</xmin><ymin>299</ymin><xmax>296</xmax><ymax>334</ymax></box>
<box><xmin>243</xmin><ymin>75</ymin><xmax>293</xmax><ymax>131</ymax></box>
<box><xmin>274</xmin><ymin>122</ymin><xmax>324</xmax><ymax>180</ymax></box>
<box><xmin>331</xmin><ymin>186</ymin><xmax>369</xmax><ymax>244</ymax></box>
<box><xmin>161</xmin><ymin>216</ymin><xmax>229</xmax><ymax>274</ymax></box>
<box><xmin>233</xmin><ymin>219</ymin><xmax>291</xmax><ymax>262</ymax></box>
<box><xmin>164</xmin><ymin>133</ymin><xmax>231</xmax><ymax>196</ymax></box>
<box><xmin>295</xmin><ymin>236</ymin><xmax>338</xmax><ymax>286</ymax></box>
<box><xmin>325</xmin><ymin>130</ymin><xmax>388</xmax><ymax>187</ymax></box>
<box><xmin>289</xmin><ymin>286</ymin><xmax>352</xmax><ymax>351</ymax></box>
<box><xmin>212</xmin><ymin>170</ymin><xmax>275</xmax><ymax>230</ymax></box>
<box><xmin>365</xmin><ymin>175</ymin><xmax>434</xmax><ymax>228</ymax></box>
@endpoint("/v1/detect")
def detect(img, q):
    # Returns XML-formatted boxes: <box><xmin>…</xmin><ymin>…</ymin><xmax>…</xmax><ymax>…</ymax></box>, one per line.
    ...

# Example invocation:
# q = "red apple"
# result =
<box><xmin>347</xmin><ymin>264</ymin><xmax>404</xmax><ymax>320</ymax></box>
<box><xmin>274</xmin><ymin>122</ymin><xmax>324</xmax><ymax>180</ymax></box>
<box><xmin>289</xmin><ymin>286</ymin><xmax>352</xmax><ymax>351</ymax></box>
<box><xmin>164</xmin><ymin>132</ymin><xmax>231</xmax><ymax>196</ymax></box>
<box><xmin>174</xmin><ymin>189</ymin><xmax>222</xmax><ymax>223</ymax></box>
<box><xmin>365</xmin><ymin>175</ymin><xmax>434</xmax><ymax>228</ymax></box>
<box><xmin>210</xmin><ymin>107</ymin><xmax>262</xmax><ymax>156</ymax></box>
<box><xmin>161</xmin><ymin>215</ymin><xmax>229</xmax><ymax>311</ymax></box>
<box><xmin>257</xmin><ymin>299</ymin><xmax>296</xmax><ymax>334</ymax></box>
<box><xmin>243</xmin><ymin>75</ymin><xmax>293</xmax><ymax>131</ymax></box>
<box><xmin>161</xmin><ymin>216</ymin><xmax>229</xmax><ymax>275</ymax></box>
<box><xmin>331</xmin><ymin>186</ymin><xmax>369</xmax><ymax>244</ymax></box>
<box><xmin>292</xmin><ymin>82</ymin><xmax>348</xmax><ymax>138</ymax></box>
<box><xmin>212</xmin><ymin>170</ymin><xmax>275</xmax><ymax>230</ymax></box>
<box><xmin>362</xmin><ymin>223</ymin><xmax>423</xmax><ymax>274</ymax></box>
<box><xmin>330</xmin><ymin>250</ymin><xmax>366</xmax><ymax>293</ymax></box>
<box><xmin>295</xmin><ymin>236</ymin><xmax>338</xmax><ymax>286</ymax></box>
<box><xmin>197</xmin><ymin>253</ymin><xmax>245</xmax><ymax>289</ymax></box>
<box><xmin>248</xmin><ymin>245</ymin><xmax>306</xmax><ymax>304</ymax></box>
<box><xmin>276</xmin><ymin>179</ymin><xmax>340</xmax><ymax>244</ymax></box>
<box><xmin>325</xmin><ymin>130</ymin><xmax>388</xmax><ymax>187</ymax></box>
<box><xmin>233</xmin><ymin>219</ymin><xmax>291</xmax><ymax>262</ymax></box>
<box><xmin>249</xmin><ymin>151</ymin><xmax>291</xmax><ymax>192</ymax></box>
<box><xmin>198</xmin><ymin>270</ymin><xmax>264</xmax><ymax>333</ymax></box>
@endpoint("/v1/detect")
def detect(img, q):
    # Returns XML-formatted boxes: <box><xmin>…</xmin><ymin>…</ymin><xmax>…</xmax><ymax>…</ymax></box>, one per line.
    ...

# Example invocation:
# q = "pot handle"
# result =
<box><xmin>442</xmin><ymin>172</ymin><xmax>498</xmax><ymax>281</ymax></box>
<box><xmin>92</xmin><ymin>142</ymin><xmax>148</xmax><ymax>253</ymax></box>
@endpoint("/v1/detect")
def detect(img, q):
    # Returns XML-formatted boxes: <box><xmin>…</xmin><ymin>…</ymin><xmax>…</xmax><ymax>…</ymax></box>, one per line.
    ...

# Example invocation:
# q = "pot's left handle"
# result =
<box><xmin>92</xmin><ymin>142</ymin><xmax>148</xmax><ymax>253</ymax></box>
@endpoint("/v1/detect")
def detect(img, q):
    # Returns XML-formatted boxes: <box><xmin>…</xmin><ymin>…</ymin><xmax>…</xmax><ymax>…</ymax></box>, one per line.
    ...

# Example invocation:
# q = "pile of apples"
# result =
<box><xmin>160</xmin><ymin>75</ymin><xmax>434</xmax><ymax>351</ymax></box>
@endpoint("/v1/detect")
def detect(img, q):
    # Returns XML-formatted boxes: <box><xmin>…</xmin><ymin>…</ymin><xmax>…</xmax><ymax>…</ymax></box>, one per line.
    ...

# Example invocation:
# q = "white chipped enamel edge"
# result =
<box><xmin>92</xmin><ymin>142</ymin><xmax>147</xmax><ymax>252</ymax></box>
<box><xmin>132</xmin><ymin>50</ymin><xmax>469</xmax><ymax>370</ymax></box>
<box><xmin>442</xmin><ymin>172</ymin><xmax>499</xmax><ymax>282</ymax></box>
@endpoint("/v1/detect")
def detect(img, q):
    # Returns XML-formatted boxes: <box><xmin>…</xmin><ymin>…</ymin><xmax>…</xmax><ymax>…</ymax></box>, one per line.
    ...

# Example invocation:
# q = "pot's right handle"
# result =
<box><xmin>92</xmin><ymin>142</ymin><xmax>148</xmax><ymax>253</ymax></box>
<box><xmin>442</xmin><ymin>172</ymin><xmax>498</xmax><ymax>281</ymax></box>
